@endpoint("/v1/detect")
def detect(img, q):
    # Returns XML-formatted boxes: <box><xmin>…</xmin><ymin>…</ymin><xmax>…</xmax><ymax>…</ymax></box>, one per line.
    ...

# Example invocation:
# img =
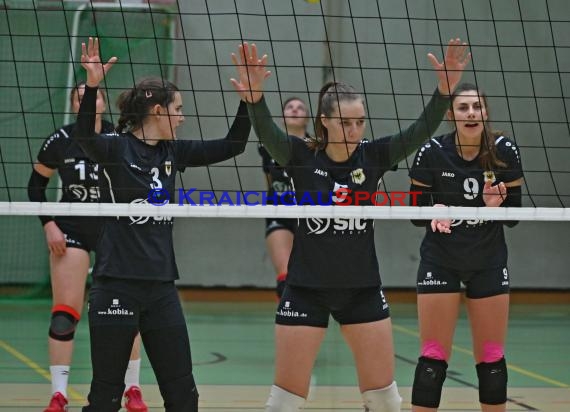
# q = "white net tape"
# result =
<box><xmin>2</xmin><ymin>202</ymin><xmax>569</xmax><ymax>221</ymax></box>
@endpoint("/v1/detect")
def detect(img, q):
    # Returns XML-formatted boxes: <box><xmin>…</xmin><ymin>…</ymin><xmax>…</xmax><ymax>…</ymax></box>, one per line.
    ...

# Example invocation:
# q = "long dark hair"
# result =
<box><xmin>451</xmin><ymin>82</ymin><xmax>506</xmax><ymax>170</ymax></box>
<box><xmin>309</xmin><ymin>81</ymin><xmax>363</xmax><ymax>151</ymax></box>
<box><xmin>116</xmin><ymin>77</ymin><xmax>179</xmax><ymax>133</ymax></box>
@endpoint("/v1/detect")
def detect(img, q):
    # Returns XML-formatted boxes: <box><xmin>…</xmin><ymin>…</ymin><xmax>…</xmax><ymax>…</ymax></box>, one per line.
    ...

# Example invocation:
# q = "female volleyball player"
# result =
<box><xmin>28</xmin><ymin>83</ymin><xmax>147</xmax><ymax>412</ymax></box>
<box><xmin>259</xmin><ymin>97</ymin><xmax>311</xmax><ymax>297</ymax></box>
<box><xmin>408</xmin><ymin>83</ymin><xmax>524</xmax><ymax>412</ymax></box>
<box><xmin>74</xmin><ymin>37</ymin><xmax>251</xmax><ymax>411</ymax></box>
<box><xmin>231</xmin><ymin>40</ymin><xmax>470</xmax><ymax>412</ymax></box>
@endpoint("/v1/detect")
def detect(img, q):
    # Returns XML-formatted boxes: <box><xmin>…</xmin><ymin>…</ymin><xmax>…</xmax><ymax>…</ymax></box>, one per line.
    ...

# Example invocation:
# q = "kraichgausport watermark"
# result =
<box><xmin>147</xmin><ymin>188</ymin><xmax>422</xmax><ymax>206</ymax></box>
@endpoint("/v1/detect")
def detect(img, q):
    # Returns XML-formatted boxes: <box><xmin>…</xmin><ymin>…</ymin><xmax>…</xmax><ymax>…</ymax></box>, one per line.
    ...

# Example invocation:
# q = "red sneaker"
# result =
<box><xmin>124</xmin><ymin>386</ymin><xmax>148</xmax><ymax>412</ymax></box>
<box><xmin>44</xmin><ymin>392</ymin><xmax>68</xmax><ymax>412</ymax></box>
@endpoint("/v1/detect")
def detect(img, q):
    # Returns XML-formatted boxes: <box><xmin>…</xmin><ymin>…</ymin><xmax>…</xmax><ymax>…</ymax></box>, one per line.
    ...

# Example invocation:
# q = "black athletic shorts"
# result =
<box><xmin>275</xmin><ymin>284</ymin><xmax>390</xmax><ymax>327</ymax></box>
<box><xmin>55</xmin><ymin>217</ymin><xmax>101</xmax><ymax>252</ymax></box>
<box><xmin>265</xmin><ymin>218</ymin><xmax>297</xmax><ymax>237</ymax></box>
<box><xmin>88</xmin><ymin>276</ymin><xmax>186</xmax><ymax>332</ymax></box>
<box><xmin>416</xmin><ymin>260</ymin><xmax>510</xmax><ymax>299</ymax></box>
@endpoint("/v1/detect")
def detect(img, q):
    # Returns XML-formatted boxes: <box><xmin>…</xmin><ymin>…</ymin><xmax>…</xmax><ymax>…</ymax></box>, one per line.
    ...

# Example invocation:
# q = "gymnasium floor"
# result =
<box><xmin>0</xmin><ymin>294</ymin><xmax>569</xmax><ymax>411</ymax></box>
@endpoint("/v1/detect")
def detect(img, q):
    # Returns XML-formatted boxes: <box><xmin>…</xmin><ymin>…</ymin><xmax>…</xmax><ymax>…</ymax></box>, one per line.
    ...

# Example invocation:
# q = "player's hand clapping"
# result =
<box><xmin>230</xmin><ymin>42</ymin><xmax>271</xmax><ymax>103</ymax></box>
<box><xmin>483</xmin><ymin>180</ymin><xmax>507</xmax><ymax>207</ymax></box>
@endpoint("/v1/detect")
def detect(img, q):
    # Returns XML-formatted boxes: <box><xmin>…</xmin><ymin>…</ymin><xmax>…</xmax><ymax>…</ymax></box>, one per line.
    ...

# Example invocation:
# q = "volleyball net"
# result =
<box><xmin>1</xmin><ymin>0</ymin><xmax>569</xmax><ymax>292</ymax></box>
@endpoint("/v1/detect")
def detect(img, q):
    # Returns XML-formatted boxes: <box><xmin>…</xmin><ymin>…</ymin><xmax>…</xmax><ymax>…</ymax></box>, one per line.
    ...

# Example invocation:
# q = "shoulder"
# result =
<box><xmin>60</xmin><ymin>123</ymin><xmax>75</xmax><ymax>135</ymax></box>
<box><xmin>41</xmin><ymin>124</ymin><xmax>74</xmax><ymax>150</ymax></box>
<box><xmin>494</xmin><ymin>135</ymin><xmax>519</xmax><ymax>151</ymax></box>
<box><xmin>289</xmin><ymin>135</ymin><xmax>313</xmax><ymax>152</ymax></box>
<box><xmin>358</xmin><ymin>137</ymin><xmax>382</xmax><ymax>153</ymax></box>
<box><xmin>101</xmin><ymin>120</ymin><xmax>115</xmax><ymax>134</ymax></box>
<box><xmin>427</xmin><ymin>134</ymin><xmax>450</xmax><ymax>150</ymax></box>
<box><xmin>411</xmin><ymin>134</ymin><xmax>451</xmax><ymax>169</ymax></box>
<box><xmin>98</xmin><ymin>129</ymin><xmax>123</xmax><ymax>146</ymax></box>
<box><xmin>51</xmin><ymin>124</ymin><xmax>74</xmax><ymax>140</ymax></box>
<box><xmin>494</xmin><ymin>135</ymin><xmax>521</xmax><ymax>163</ymax></box>
<box><xmin>416</xmin><ymin>134</ymin><xmax>448</xmax><ymax>155</ymax></box>
<box><xmin>95</xmin><ymin>130</ymin><xmax>126</xmax><ymax>155</ymax></box>
<box><xmin>170</xmin><ymin>139</ymin><xmax>202</xmax><ymax>158</ymax></box>
<box><xmin>102</xmin><ymin>129</ymin><xmax>121</xmax><ymax>138</ymax></box>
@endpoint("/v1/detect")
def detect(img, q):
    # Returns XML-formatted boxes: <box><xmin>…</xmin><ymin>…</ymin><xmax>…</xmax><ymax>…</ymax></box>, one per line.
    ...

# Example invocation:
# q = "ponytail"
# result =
<box><xmin>115</xmin><ymin>77</ymin><xmax>179</xmax><ymax>133</ymax></box>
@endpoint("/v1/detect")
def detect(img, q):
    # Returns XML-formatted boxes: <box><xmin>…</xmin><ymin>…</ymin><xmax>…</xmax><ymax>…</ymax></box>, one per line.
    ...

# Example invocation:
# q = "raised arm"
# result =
<box><xmin>174</xmin><ymin>100</ymin><xmax>251</xmax><ymax>167</ymax></box>
<box><xmin>431</xmin><ymin>38</ymin><xmax>471</xmax><ymax>97</ymax></box>
<box><xmin>230</xmin><ymin>43</ymin><xmax>293</xmax><ymax>166</ymax></box>
<box><xmin>387</xmin><ymin>38</ymin><xmax>471</xmax><ymax>165</ymax></box>
<box><xmin>73</xmin><ymin>37</ymin><xmax>117</xmax><ymax>162</ymax></box>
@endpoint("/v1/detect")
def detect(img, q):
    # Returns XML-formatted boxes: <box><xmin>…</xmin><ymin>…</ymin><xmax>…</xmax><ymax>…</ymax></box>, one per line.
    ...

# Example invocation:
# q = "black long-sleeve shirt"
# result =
<box><xmin>73</xmin><ymin>85</ymin><xmax>251</xmax><ymax>280</ymax></box>
<box><xmin>247</xmin><ymin>89</ymin><xmax>449</xmax><ymax>288</ymax></box>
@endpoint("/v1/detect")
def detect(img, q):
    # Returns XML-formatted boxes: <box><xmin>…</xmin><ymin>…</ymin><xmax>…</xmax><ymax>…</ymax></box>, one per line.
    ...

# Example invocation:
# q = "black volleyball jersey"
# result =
<box><xmin>74</xmin><ymin>85</ymin><xmax>251</xmax><ymax>281</ymax></box>
<box><xmin>258</xmin><ymin>143</ymin><xmax>293</xmax><ymax>203</ymax></box>
<box><xmin>37</xmin><ymin>120</ymin><xmax>115</xmax><ymax>203</ymax></box>
<box><xmin>248</xmin><ymin>89</ymin><xmax>450</xmax><ymax>288</ymax></box>
<box><xmin>409</xmin><ymin>132</ymin><xmax>523</xmax><ymax>270</ymax></box>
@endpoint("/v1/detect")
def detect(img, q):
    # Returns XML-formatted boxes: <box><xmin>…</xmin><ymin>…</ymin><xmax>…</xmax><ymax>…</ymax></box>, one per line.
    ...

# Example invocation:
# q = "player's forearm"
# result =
<box><xmin>501</xmin><ymin>185</ymin><xmax>522</xmax><ymax>227</ymax></box>
<box><xmin>389</xmin><ymin>89</ymin><xmax>449</xmax><ymax>165</ymax></box>
<box><xmin>410</xmin><ymin>183</ymin><xmax>433</xmax><ymax>227</ymax></box>
<box><xmin>184</xmin><ymin>101</ymin><xmax>252</xmax><ymax>166</ymax></box>
<box><xmin>223</xmin><ymin>100</ymin><xmax>251</xmax><ymax>156</ymax></box>
<box><xmin>247</xmin><ymin>97</ymin><xmax>292</xmax><ymax>166</ymax></box>
<box><xmin>27</xmin><ymin>169</ymin><xmax>53</xmax><ymax>226</ymax></box>
<box><xmin>72</xmin><ymin>85</ymin><xmax>100</xmax><ymax>160</ymax></box>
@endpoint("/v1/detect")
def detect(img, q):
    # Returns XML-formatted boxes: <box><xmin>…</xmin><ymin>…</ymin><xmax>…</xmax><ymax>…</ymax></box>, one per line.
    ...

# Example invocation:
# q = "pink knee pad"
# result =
<box><xmin>482</xmin><ymin>342</ymin><xmax>504</xmax><ymax>363</ymax></box>
<box><xmin>421</xmin><ymin>340</ymin><xmax>448</xmax><ymax>361</ymax></box>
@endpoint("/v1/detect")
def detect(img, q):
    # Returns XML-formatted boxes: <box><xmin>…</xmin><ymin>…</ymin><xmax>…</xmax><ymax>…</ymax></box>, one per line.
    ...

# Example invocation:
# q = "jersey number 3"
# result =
<box><xmin>150</xmin><ymin>167</ymin><xmax>163</xmax><ymax>189</ymax></box>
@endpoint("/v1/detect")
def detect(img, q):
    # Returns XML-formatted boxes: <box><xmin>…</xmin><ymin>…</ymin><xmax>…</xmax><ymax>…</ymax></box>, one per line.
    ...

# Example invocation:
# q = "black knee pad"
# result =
<box><xmin>160</xmin><ymin>373</ymin><xmax>199</xmax><ymax>412</ymax></box>
<box><xmin>412</xmin><ymin>356</ymin><xmax>448</xmax><ymax>408</ymax></box>
<box><xmin>49</xmin><ymin>306</ymin><xmax>80</xmax><ymax>341</ymax></box>
<box><xmin>82</xmin><ymin>379</ymin><xmax>124</xmax><ymax>412</ymax></box>
<box><xmin>476</xmin><ymin>358</ymin><xmax>508</xmax><ymax>405</ymax></box>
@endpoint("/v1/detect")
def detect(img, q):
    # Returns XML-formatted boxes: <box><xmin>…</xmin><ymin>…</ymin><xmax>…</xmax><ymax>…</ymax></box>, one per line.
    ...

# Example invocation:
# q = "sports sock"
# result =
<box><xmin>124</xmin><ymin>358</ymin><xmax>141</xmax><ymax>390</ymax></box>
<box><xmin>50</xmin><ymin>365</ymin><xmax>70</xmax><ymax>398</ymax></box>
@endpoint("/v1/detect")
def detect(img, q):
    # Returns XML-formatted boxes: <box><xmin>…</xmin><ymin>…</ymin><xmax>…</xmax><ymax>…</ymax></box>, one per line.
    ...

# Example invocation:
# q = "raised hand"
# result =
<box><xmin>230</xmin><ymin>42</ymin><xmax>271</xmax><ymax>103</ymax></box>
<box><xmin>81</xmin><ymin>37</ymin><xmax>117</xmax><ymax>88</ymax></box>
<box><xmin>428</xmin><ymin>38</ymin><xmax>471</xmax><ymax>96</ymax></box>
<box><xmin>483</xmin><ymin>180</ymin><xmax>507</xmax><ymax>207</ymax></box>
